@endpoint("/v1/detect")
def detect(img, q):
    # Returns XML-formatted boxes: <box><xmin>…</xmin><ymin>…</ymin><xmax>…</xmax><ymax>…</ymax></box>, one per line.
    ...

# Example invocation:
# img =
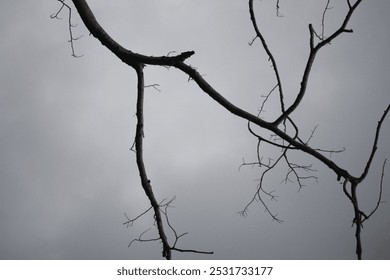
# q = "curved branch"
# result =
<box><xmin>133</xmin><ymin>64</ymin><xmax>171</xmax><ymax>259</ymax></box>
<box><xmin>249</xmin><ymin>0</ymin><xmax>285</xmax><ymax>113</ymax></box>
<box><xmin>357</xmin><ymin>105</ymin><xmax>390</xmax><ymax>183</ymax></box>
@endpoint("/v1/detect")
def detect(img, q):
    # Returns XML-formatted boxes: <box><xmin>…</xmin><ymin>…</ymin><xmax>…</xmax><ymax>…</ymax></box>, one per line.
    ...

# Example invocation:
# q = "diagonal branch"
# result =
<box><xmin>357</xmin><ymin>105</ymin><xmax>390</xmax><ymax>183</ymax></box>
<box><xmin>249</xmin><ymin>0</ymin><xmax>285</xmax><ymax>114</ymax></box>
<box><xmin>67</xmin><ymin>0</ymin><xmax>355</xmax><ymax>183</ymax></box>
<box><xmin>61</xmin><ymin>0</ymin><xmax>389</xmax><ymax>260</ymax></box>
<box><xmin>71</xmin><ymin>0</ymin><xmax>194</xmax><ymax>67</ymax></box>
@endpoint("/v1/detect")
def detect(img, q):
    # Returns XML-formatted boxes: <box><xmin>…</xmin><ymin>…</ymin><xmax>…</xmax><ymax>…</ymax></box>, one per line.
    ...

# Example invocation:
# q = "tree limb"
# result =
<box><xmin>273</xmin><ymin>0</ymin><xmax>363</xmax><ymax>126</ymax></box>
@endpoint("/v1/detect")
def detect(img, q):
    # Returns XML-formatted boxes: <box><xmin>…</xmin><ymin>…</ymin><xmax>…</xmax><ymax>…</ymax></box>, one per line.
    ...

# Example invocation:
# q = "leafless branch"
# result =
<box><xmin>64</xmin><ymin>0</ymin><xmax>389</xmax><ymax>260</ymax></box>
<box><xmin>321</xmin><ymin>0</ymin><xmax>333</xmax><ymax>40</ymax></box>
<box><xmin>257</xmin><ymin>84</ymin><xmax>279</xmax><ymax>117</ymax></box>
<box><xmin>52</xmin><ymin>0</ymin><xmax>83</xmax><ymax>58</ymax></box>
<box><xmin>239</xmin><ymin>144</ymin><xmax>286</xmax><ymax>223</ymax></box>
<box><xmin>357</xmin><ymin>105</ymin><xmax>390</xmax><ymax>183</ymax></box>
<box><xmin>247</xmin><ymin>122</ymin><xmax>297</xmax><ymax>151</ymax></box>
<box><xmin>275</xmin><ymin>0</ymin><xmax>284</xmax><ymax>17</ymax></box>
<box><xmin>274</xmin><ymin>0</ymin><xmax>363</xmax><ymax>126</ymax></box>
<box><xmin>123</xmin><ymin>205</ymin><xmax>153</xmax><ymax>227</ymax></box>
<box><xmin>160</xmin><ymin>198</ymin><xmax>214</xmax><ymax>255</ymax></box>
<box><xmin>145</xmin><ymin>84</ymin><xmax>161</xmax><ymax>92</ymax></box>
<box><xmin>362</xmin><ymin>159</ymin><xmax>386</xmax><ymax>223</ymax></box>
<box><xmin>128</xmin><ymin>228</ymin><xmax>160</xmax><ymax>248</ymax></box>
<box><xmin>132</xmin><ymin>65</ymin><xmax>172</xmax><ymax>259</ymax></box>
<box><xmin>249</xmin><ymin>0</ymin><xmax>285</xmax><ymax>114</ymax></box>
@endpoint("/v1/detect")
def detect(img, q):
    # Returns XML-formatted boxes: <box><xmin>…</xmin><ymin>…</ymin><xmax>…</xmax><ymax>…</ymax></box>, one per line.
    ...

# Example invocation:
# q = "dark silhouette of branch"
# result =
<box><xmin>245</xmin><ymin>0</ymin><xmax>387</xmax><ymax>260</ymax></box>
<box><xmin>357</xmin><ymin>105</ymin><xmax>390</xmax><ymax>183</ymax></box>
<box><xmin>160</xmin><ymin>198</ymin><xmax>214</xmax><ymax>256</ymax></box>
<box><xmin>273</xmin><ymin>0</ymin><xmax>363</xmax><ymax>126</ymax></box>
<box><xmin>174</xmin><ymin>60</ymin><xmax>355</xmax><ymax>183</ymax></box>
<box><xmin>145</xmin><ymin>84</ymin><xmax>161</xmax><ymax>92</ymax></box>
<box><xmin>70</xmin><ymin>0</ymin><xmax>194</xmax><ymax>67</ymax></box>
<box><xmin>133</xmin><ymin>64</ymin><xmax>172</xmax><ymax>259</ymax></box>
<box><xmin>350</xmin><ymin>181</ymin><xmax>363</xmax><ymax>259</ymax></box>
<box><xmin>249</xmin><ymin>0</ymin><xmax>285</xmax><ymax>115</ymax></box>
<box><xmin>123</xmin><ymin>206</ymin><xmax>153</xmax><ymax>227</ymax></box>
<box><xmin>275</xmin><ymin>0</ymin><xmax>283</xmax><ymax>17</ymax></box>
<box><xmin>51</xmin><ymin>0</ymin><xmax>83</xmax><ymax>58</ymax></box>
<box><xmin>128</xmin><ymin>228</ymin><xmax>160</xmax><ymax>248</ymax></box>
<box><xmin>282</xmin><ymin>159</ymin><xmax>318</xmax><ymax>190</ymax></box>
<box><xmin>257</xmin><ymin>84</ymin><xmax>279</xmax><ymax>117</ymax></box>
<box><xmin>64</xmin><ymin>0</ymin><xmax>380</xmax><ymax>185</ymax></box>
<box><xmin>342</xmin><ymin>106</ymin><xmax>389</xmax><ymax>259</ymax></box>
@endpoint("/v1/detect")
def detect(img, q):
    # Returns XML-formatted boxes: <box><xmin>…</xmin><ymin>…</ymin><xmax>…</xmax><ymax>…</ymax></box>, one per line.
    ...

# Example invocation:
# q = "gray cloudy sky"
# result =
<box><xmin>0</xmin><ymin>0</ymin><xmax>389</xmax><ymax>260</ymax></box>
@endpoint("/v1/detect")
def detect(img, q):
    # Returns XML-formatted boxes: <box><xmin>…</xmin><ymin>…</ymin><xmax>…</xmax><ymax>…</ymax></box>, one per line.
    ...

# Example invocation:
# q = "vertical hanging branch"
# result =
<box><xmin>249</xmin><ymin>0</ymin><xmax>285</xmax><ymax>114</ymax></box>
<box><xmin>133</xmin><ymin>64</ymin><xmax>172</xmax><ymax>259</ymax></box>
<box><xmin>132</xmin><ymin>65</ymin><xmax>213</xmax><ymax>259</ymax></box>
<box><xmin>245</xmin><ymin>0</ymin><xmax>388</xmax><ymax>260</ymax></box>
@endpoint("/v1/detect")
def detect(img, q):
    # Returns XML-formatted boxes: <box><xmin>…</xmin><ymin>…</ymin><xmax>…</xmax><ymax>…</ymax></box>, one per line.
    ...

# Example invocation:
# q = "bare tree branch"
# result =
<box><xmin>51</xmin><ymin>0</ymin><xmax>83</xmax><ymax>57</ymax></box>
<box><xmin>249</xmin><ymin>0</ymin><xmax>285</xmax><ymax>114</ymax></box>
<box><xmin>275</xmin><ymin>0</ymin><xmax>283</xmax><ymax>17</ymax></box>
<box><xmin>160</xmin><ymin>199</ymin><xmax>214</xmax><ymax>256</ymax></box>
<box><xmin>128</xmin><ymin>228</ymin><xmax>160</xmax><ymax>248</ymax></box>
<box><xmin>123</xmin><ymin>206</ymin><xmax>153</xmax><ymax>228</ymax></box>
<box><xmin>362</xmin><ymin>159</ymin><xmax>386</xmax><ymax>223</ymax></box>
<box><xmin>145</xmin><ymin>84</ymin><xmax>161</xmax><ymax>92</ymax></box>
<box><xmin>321</xmin><ymin>0</ymin><xmax>333</xmax><ymax>40</ymax></box>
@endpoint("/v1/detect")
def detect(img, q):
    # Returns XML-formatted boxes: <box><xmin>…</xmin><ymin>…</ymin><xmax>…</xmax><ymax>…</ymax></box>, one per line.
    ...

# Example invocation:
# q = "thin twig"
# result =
<box><xmin>52</xmin><ymin>0</ymin><xmax>83</xmax><ymax>57</ymax></box>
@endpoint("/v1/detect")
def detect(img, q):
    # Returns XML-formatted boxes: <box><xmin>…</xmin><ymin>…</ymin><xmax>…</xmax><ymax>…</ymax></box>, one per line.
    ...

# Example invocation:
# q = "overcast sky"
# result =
<box><xmin>1</xmin><ymin>0</ymin><xmax>389</xmax><ymax>260</ymax></box>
